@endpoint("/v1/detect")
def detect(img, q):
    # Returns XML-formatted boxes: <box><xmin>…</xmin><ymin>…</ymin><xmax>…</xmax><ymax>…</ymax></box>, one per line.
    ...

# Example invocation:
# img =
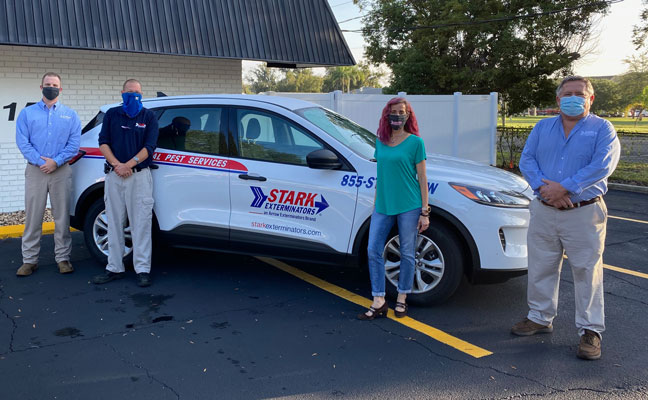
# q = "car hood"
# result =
<box><xmin>426</xmin><ymin>153</ymin><xmax>529</xmax><ymax>193</ymax></box>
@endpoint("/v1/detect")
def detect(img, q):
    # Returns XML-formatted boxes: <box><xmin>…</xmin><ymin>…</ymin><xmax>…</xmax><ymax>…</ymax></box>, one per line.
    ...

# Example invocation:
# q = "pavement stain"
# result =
<box><xmin>210</xmin><ymin>321</ymin><xmax>230</xmax><ymax>329</ymax></box>
<box><xmin>53</xmin><ymin>327</ymin><xmax>83</xmax><ymax>338</ymax></box>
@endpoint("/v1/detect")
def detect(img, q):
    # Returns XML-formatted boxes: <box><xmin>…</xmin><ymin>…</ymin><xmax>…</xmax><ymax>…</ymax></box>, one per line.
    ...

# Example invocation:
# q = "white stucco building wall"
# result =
<box><xmin>0</xmin><ymin>44</ymin><xmax>242</xmax><ymax>212</ymax></box>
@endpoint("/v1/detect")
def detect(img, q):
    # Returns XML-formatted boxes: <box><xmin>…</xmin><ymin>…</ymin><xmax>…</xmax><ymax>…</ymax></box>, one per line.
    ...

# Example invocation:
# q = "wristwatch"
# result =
<box><xmin>133</xmin><ymin>156</ymin><xmax>140</xmax><ymax>164</ymax></box>
<box><xmin>421</xmin><ymin>205</ymin><xmax>431</xmax><ymax>217</ymax></box>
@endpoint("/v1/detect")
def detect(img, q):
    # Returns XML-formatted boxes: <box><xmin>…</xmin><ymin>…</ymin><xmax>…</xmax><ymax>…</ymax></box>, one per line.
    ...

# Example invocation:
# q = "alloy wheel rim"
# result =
<box><xmin>383</xmin><ymin>234</ymin><xmax>445</xmax><ymax>294</ymax></box>
<box><xmin>93</xmin><ymin>210</ymin><xmax>133</xmax><ymax>257</ymax></box>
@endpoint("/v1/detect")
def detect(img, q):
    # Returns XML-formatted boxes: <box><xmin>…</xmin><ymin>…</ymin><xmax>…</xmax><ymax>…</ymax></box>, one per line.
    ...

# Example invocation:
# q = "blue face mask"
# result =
<box><xmin>559</xmin><ymin>95</ymin><xmax>586</xmax><ymax>117</ymax></box>
<box><xmin>121</xmin><ymin>92</ymin><xmax>143</xmax><ymax>117</ymax></box>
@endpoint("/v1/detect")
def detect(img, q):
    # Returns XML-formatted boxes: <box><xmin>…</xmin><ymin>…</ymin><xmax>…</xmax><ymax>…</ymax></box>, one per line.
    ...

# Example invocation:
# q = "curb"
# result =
<box><xmin>0</xmin><ymin>222</ymin><xmax>57</xmax><ymax>239</ymax></box>
<box><xmin>609</xmin><ymin>183</ymin><xmax>648</xmax><ymax>194</ymax></box>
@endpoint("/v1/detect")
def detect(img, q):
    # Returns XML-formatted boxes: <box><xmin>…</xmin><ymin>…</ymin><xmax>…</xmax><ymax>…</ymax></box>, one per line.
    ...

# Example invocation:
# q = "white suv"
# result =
<box><xmin>69</xmin><ymin>95</ymin><xmax>532</xmax><ymax>304</ymax></box>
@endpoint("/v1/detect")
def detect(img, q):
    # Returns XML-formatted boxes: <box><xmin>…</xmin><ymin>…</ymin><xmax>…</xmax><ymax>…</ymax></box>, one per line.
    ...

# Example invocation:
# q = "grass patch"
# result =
<box><xmin>500</xmin><ymin>116</ymin><xmax>648</xmax><ymax>134</ymax></box>
<box><xmin>610</xmin><ymin>161</ymin><xmax>648</xmax><ymax>186</ymax></box>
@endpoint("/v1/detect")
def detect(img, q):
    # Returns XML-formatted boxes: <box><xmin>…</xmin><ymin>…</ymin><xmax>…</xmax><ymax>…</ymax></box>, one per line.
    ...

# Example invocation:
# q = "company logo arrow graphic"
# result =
<box><xmin>250</xmin><ymin>186</ymin><xmax>267</xmax><ymax>208</ymax></box>
<box><xmin>315</xmin><ymin>195</ymin><xmax>329</xmax><ymax>214</ymax></box>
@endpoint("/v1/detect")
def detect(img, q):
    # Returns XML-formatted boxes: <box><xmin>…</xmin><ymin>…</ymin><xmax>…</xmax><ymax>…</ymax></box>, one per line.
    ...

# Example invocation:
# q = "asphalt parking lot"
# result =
<box><xmin>0</xmin><ymin>190</ymin><xmax>647</xmax><ymax>400</ymax></box>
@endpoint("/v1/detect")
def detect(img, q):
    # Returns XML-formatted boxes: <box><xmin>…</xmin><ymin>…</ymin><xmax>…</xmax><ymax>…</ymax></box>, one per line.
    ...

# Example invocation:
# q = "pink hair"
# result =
<box><xmin>376</xmin><ymin>97</ymin><xmax>420</xmax><ymax>144</ymax></box>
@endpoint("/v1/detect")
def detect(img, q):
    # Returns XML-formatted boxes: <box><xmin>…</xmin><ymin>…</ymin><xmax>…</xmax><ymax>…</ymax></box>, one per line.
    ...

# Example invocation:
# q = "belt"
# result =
<box><xmin>540</xmin><ymin>196</ymin><xmax>600</xmax><ymax>211</ymax></box>
<box><xmin>104</xmin><ymin>162</ymin><xmax>149</xmax><ymax>174</ymax></box>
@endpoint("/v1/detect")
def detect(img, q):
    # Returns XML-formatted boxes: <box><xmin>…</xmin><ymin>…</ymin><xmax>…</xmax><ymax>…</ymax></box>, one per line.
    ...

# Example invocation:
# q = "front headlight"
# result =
<box><xmin>450</xmin><ymin>183</ymin><xmax>530</xmax><ymax>208</ymax></box>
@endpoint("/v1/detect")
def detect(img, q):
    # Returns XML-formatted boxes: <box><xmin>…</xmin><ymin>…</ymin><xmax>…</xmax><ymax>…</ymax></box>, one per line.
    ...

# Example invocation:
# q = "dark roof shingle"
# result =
<box><xmin>0</xmin><ymin>0</ymin><xmax>355</xmax><ymax>66</ymax></box>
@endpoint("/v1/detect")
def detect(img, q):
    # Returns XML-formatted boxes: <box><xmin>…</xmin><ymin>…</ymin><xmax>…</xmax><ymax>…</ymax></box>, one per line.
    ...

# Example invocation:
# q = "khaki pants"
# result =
<box><xmin>526</xmin><ymin>198</ymin><xmax>607</xmax><ymax>336</ymax></box>
<box><xmin>104</xmin><ymin>169</ymin><xmax>154</xmax><ymax>274</ymax></box>
<box><xmin>22</xmin><ymin>163</ymin><xmax>72</xmax><ymax>264</ymax></box>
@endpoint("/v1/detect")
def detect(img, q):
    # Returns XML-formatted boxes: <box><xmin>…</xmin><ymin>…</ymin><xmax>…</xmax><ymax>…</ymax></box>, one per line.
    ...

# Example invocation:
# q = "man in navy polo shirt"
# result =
<box><xmin>92</xmin><ymin>79</ymin><xmax>158</xmax><ymax>287</ymax></box>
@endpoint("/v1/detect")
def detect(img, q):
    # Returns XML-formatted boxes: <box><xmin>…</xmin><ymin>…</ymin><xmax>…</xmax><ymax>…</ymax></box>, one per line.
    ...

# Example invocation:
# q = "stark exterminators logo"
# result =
<box><xmin>250</xmin><ymin>186</ymin><xmax>329</xmax><ymax>215</ymax></box>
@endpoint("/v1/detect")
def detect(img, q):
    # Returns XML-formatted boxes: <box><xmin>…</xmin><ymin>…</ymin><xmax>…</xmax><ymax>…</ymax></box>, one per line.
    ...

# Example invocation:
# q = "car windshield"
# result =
<box><xmin>296</xmin><ymin>107</ymin><xmax>376</xmax><ymax>160</ymax></box>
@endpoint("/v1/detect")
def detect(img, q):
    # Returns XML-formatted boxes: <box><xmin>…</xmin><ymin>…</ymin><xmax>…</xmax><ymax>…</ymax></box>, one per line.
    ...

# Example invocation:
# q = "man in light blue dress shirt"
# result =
<box><xmin>15</xmin><ymin>72</ymin><xmax>81</xmax><ymax>277</ymax></box>
<box><xmin>511</xmin><ymin>76</ymin><xmax>620</xmax><ymax>361</ymax></box>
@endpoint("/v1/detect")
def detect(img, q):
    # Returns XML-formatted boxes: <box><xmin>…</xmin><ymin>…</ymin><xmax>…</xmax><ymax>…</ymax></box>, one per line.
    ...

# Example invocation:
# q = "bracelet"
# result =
<box><xmin>420</xmin><ymin>213</ymin><xmax>429</xmax><ymax>217</ymax></box>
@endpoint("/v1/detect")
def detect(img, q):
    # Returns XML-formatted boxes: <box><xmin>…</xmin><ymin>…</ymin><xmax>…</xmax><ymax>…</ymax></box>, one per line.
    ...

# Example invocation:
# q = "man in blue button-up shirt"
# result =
<box><xmin>512</xmin><ymin>76</ymin><xmax>620</xmax><ymax>361</ymax></box>
<box><xmin>15</xmin><ymin>72</ymin><xmax>81</xmax><ymax>277</ymax></box>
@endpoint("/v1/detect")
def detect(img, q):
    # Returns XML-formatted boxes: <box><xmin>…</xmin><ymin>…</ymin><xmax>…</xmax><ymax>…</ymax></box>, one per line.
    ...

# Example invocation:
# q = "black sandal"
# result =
<box><xmin>394</xmin><ymin>302</ymin><xmax>408</xmax><ymax>318</ymax></box>
<box><xmin>357</xmin><ymin>301</ymin><xmax>388</xmax><ymax>320</ymax></box>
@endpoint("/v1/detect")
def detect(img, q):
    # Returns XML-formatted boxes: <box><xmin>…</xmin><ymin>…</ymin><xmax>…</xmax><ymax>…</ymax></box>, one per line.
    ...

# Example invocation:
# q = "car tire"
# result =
<box><xmin>384</xmin><ymin>223</ymin><xmax>464</xmax><ymax>305</ymax></box>
<box><xmin>83</xmin><ymin>197</ymin><xmax>133</xmax><ymax>267</ymax></box>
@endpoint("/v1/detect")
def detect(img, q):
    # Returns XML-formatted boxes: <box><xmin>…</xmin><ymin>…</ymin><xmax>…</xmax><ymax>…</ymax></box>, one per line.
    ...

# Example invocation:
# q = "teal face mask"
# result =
<box><xmin>560</xmin><ymin>95</ymin><xmax>586</xmax><ymax>117</ymax></box>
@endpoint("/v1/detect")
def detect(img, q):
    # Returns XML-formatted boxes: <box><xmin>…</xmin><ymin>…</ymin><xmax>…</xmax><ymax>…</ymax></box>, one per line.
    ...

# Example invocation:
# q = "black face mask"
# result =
<box><xmin>389</xmin><ymin>114</ymin><xmax>407</xmax><ymax>130</ymax></box>
<box><xmin>42</xmin><ymin>87</ymin><xmax>60</xmax><ymax>101</ymax></box>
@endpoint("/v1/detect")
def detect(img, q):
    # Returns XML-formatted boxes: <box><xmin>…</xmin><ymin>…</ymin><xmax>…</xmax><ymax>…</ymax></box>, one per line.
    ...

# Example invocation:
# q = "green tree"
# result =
<box><xmin>276</xmin><ymin>69</ymin><xmax>323</xmax><ymax>92</ymax></box>
<box><xmin>322</xmin><ymin>63</ymin><xmax>383</xmax><ymax>92</ymax></box>
<box><xmin>616</xmin><ymin>52</ymin><xmax>648</xmax><ymax>115</ymax></box>
<box><xmin>245</xmin><ymin>64</ymin><xmax>280</xmax><ymax>93</ymax></box>
<box><xmin>356</xmin><ymin>0</ymin><xmax>610</xmax><ymax>114</ymax></box>
<box><xmin>633</xmin><ymin>0</ymin><xmax>648</xmax><ymax>49</ymax></box>
<box><xmin>589</xmin><ymin>78</ymin><xmax>622</xmax><ymax>115</ymax></box>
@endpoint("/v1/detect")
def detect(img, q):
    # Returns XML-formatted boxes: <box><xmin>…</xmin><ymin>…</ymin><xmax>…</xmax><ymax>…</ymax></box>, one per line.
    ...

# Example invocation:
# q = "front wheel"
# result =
<box><xmin>384</xmin><ymin>223</ymin><xmax>464</xmax><ymax>305</ymax></box>
<box><xmin>83</xmin><ymin>197</ymin><xmax>133</xmax><ymax>267</ymax></box>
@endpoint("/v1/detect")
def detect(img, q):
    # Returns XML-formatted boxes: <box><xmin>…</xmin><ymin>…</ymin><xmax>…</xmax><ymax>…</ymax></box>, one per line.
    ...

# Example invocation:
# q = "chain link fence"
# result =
<box><xmin>496</xmin><ymin>126</ymin><xmax>648</xmax><ymax>185</ymax></box>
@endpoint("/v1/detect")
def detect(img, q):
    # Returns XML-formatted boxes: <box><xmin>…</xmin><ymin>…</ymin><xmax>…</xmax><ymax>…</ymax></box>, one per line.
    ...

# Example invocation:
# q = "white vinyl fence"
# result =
<box><xmin>266</xmin><ymin>90</ymin><xmax>499</xmax><ymax>165</ymax></box>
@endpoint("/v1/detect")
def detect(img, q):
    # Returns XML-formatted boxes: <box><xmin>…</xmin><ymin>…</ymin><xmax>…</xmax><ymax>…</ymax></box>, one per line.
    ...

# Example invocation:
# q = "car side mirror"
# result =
<box><xmin>306</xmin><ymin>149</ymin><xmax>342</xmax><ymax>170</ymax></box>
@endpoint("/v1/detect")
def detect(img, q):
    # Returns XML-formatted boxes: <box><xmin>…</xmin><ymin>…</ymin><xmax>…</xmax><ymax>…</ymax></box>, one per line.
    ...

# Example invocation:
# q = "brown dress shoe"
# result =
<box><xmin>16</xmin><ymin>263</ymin><xmax>38</xmax><ymax>276</ymax></box>
<box><xmin>511</xmin><ymin>318</ymin><xmax>553</xmax><ymax>336</ymax></box>
<box><xmin>577</xmin><ymin>329</ymin><xmax>601</xmax><ymax>360</ymax></box>
<box><xmin>58</xmin><ymin>261</ymin><xmax>74</xmax><ymax>274</ymax></box>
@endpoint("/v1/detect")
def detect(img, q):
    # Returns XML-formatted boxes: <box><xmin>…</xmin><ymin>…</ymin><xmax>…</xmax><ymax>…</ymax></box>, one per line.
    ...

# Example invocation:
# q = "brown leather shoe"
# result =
<box><xmin>577</xmin><ymin>329</ymin><xmax>601</xmax><ymax>360</ymax></box>
<box><xmin>57</xmin><ymin>261</ymin><xmax>74</xmax><ymax>274</ymax></box>
<box><xmin>16</xmin><ymin>263</ymin><xmax>38</xmax><ymax>276</ymax></box>
<box><xmin>511</xmin><ymin>318</ymin><xmax>553</xmax><ymax>336</ymax></box>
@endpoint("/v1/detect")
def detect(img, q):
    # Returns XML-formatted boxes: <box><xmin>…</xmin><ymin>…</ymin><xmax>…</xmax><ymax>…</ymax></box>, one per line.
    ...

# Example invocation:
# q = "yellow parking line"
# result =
<box><xmin>604</xmin><ymin>264</ymin><xmax>648</xmax><ymax>280</ymax></box>
<box><xmin>563</xmin><ymin>255</ymin><xmax>647</xmax><ymax>280</ymax></box>
<box><xmin>609</xmin><ymin>215</ymin><xmax>648</xmax><ymax>225</ymax></box>
<box><xmin>256</xmin><ymin>256</ymin><xmax>493</xmax><ymax>359</ymax></box>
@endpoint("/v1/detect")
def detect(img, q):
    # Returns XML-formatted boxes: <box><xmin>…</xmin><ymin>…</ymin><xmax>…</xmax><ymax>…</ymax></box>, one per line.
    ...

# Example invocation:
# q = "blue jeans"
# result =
<box><xmin>367</xmin><ymin>208</ymin><xmax>420</xmax><ymax>297</ymax></box>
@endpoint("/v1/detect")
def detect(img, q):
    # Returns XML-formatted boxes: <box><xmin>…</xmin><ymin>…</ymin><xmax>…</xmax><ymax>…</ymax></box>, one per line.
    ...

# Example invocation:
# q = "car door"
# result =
<box><xmin>228</xmin><ymin>106</ymin><xmax>358</xmax><ymax>262</ymax></box>
<box><xmin>152</xmin><ymin>105</ymin><xmax>241</xmax><ymax>246</ymax></box>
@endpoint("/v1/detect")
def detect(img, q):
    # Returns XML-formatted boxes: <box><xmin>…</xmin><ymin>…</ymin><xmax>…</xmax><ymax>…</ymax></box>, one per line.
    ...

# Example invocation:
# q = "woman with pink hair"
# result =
<box><xmin>358</xmin><ymin>97</ymin><xmax>429</xmax><ymax>320</ymax></box>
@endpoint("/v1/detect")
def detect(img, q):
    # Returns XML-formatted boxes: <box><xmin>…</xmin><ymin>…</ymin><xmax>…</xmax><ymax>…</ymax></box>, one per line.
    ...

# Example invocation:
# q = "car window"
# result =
<box><xmin>296</xmin><ymin>107</ymin><xmax>376</xmax><ymax>160</ymax></box>
<box><xmin>157</xmin><ymin>107</ymin><xmax>224</xmax><ymax>155</ymax></box>
<box><xmin>236</xmin><ymin>109</ymin><xmax>324</xmax><ymax>166</ymax></box>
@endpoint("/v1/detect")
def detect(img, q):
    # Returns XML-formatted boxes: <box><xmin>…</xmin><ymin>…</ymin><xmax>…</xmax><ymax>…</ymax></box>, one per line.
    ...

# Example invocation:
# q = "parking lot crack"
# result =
<box><xmin>0</xmin><ymin>282</ymin><xmax>17</xmax><ymax>353</ymax></box>
<box><xmin>604</xmin><ymin>236</ymin><xmax>647</xmax><ymax>248</ymax></box>
<box><xmin>369</xmin><ymin>322</ymin><xmax>559</xmax><ymax>392</ymax></box>
<box><xmin>108</xmin><ymin>343</ymin><xmax>181</xmax><ymax>399</ymax></box>
<box><xmin>486</xmin><ymin>385</ymin><xmax>646</xmax><ymax>399</ymax></box>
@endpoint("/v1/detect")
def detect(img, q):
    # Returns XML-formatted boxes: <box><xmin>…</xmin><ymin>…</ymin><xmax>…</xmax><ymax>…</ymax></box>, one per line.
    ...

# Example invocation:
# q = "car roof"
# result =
<box><xmin>100</xmin><ymin>94</ymin><xmax>320</xmax><ymax>113</ymax></box>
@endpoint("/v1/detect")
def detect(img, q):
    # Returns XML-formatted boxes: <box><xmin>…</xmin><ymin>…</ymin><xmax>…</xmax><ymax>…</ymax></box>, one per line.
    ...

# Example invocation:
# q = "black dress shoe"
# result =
<box><xmin>357</xmin><ymin>301</ymin><xmax>388</xmax><ymax>320</ymax></box>
<box><xmin>92</xmin><ymin>271</ymin><xmax>125</xmax><ymax>284</ymax></box>
<box><xmin>137</xmin><ymin>273</ymin><xmax>152</xmax><ymax>287</ymax></box>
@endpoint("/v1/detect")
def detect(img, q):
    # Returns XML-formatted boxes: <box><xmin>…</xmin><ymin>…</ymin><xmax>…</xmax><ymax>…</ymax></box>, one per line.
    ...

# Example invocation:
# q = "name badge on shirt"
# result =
<box><xmin>580</xmin><ymin>131</ymin><xmax>597</xmax><ymax>137</ymax></box>
<box><xmin>135</xmin><ymin>123</ymin><xmax>146</xmax><ymax>128</ymax></box>
<box><xmin>121</xmin><ymin>125</ymin><xmax>131</xmax><ymax>129</ymax></box>
<box><xmin>59</xmin><ymin>115</ymin><xmax>71</xmax><ymax>119</ymax></box>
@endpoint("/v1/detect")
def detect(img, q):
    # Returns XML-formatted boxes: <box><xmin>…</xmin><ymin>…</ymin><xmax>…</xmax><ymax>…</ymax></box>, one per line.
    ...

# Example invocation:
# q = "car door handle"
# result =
<box><xmin>239</xmin><ymin>174</ymin><xmax>267</xmax><ymax>182</ymax></box>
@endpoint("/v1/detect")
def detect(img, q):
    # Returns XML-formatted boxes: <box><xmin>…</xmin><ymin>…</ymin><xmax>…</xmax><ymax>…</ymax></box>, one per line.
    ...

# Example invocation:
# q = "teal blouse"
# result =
<box><xmin>374</xmin><ymin>135</ymin><xmax>426</xmax><ymax>215</ymax></box>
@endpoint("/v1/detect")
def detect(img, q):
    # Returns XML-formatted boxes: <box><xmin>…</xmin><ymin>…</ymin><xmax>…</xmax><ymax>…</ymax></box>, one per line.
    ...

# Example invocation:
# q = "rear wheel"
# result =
<box><xmin>83</xmin><ymin>198</ymin><xmax>133</xmax><ymax>267</ymax></box>
<box><xmin>384</xmin><ymin>223</ymin><xmax>464</xmax><ymax>305</ymax></box>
